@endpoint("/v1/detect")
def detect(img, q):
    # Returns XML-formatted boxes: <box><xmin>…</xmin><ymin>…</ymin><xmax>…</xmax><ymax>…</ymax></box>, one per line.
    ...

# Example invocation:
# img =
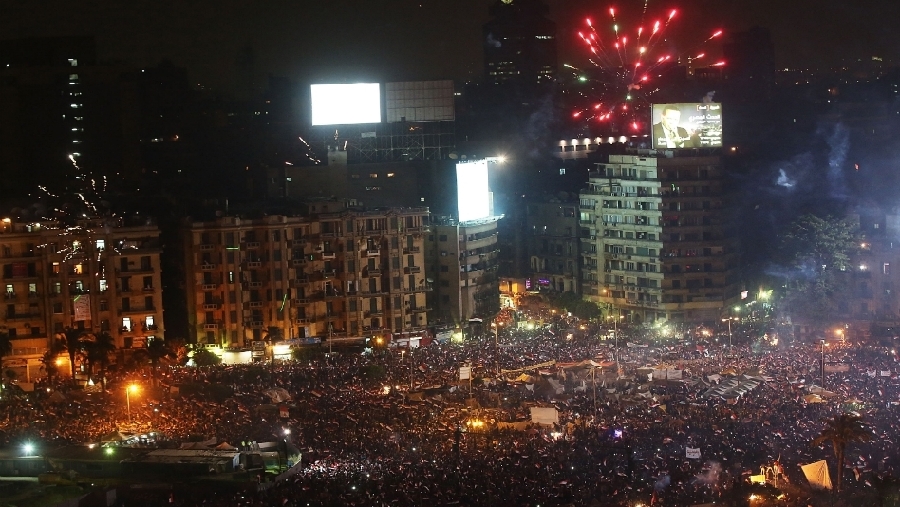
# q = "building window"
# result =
<box><xmin>122</xmin><ymin>317</ymin><xmax>132</xmax><ymax>332</ymax></box>
<box><xmin>884</xmin><ymin>263</ymin><xmax>891</xmax><ymax>275</ymax></box>
<box><xmin>100</xmin><ymin>279</ymin><xmax>108</xmax><ymax>292</ymax></box>
<box><xmin>96</xmin><ymin>239</ymin><xmax>105</xmax><ymax>251</ymax></box>
<box><xmin>145</xmin><ymin>315</ymin><xmax>155</xmax><ymax>329</ymax></box>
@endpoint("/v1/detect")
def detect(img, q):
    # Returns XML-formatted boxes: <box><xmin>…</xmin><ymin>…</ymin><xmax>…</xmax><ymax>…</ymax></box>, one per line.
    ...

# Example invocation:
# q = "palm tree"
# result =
<box><xmin>146</xmin><ymin>338</ymin><xmax>175</xmax><ymax>385</ymax></box>
<box><xmin>61</xmin><ymin>328</ymin><xmax>86</xmax><ymax>384</ymax></box>
<box><xmin>812</xmin><ymin>413</ymin><xmax>874</xmax><ymax>491</ymax></box>
<box><xmin>40</xmin><ymin>337</ymin><xmax>66</xmax><ymax>385</ymax></box>
<box><xmin>0</xmin><ymin>331</ymin><xmax>12</xmax><ymax>382</ymax></box>
<box><xmin>81</xmin><ymin>332</ymin><xmax>116</xmax><ymax>391</ymax></box>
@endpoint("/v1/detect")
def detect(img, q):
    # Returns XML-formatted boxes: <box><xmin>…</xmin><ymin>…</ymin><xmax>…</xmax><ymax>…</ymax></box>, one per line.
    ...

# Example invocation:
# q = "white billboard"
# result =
<box><xmin>456</xmin><ymin>160</ymin><xmax>490</xmax><ymax>222</ymax></box>
<box><xmin>310</xmin><ymin>83</ymin><xmax>381</xmax><ymax>126</ymax></box>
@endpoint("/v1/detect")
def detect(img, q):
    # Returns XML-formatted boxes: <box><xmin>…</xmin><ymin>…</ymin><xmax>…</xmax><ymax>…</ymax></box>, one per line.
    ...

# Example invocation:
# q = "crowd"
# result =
<box><xmin>1</xmin><ymin>318</ymin><xmax>898</xmax><ymax>506</ymax></box>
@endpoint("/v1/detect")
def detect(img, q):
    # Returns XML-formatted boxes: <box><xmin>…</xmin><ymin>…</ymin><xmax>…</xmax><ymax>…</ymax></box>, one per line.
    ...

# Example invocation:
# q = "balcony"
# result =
<box><xmin>201</xmin><ymin>283</ymin><xmax>218</xmax><ymax>291</ymax></box>
<box><xmin>403</xmin><ymin>246</ymin><xmax>421</xmax><ymax>254</ymax></box>
<box><xmin>247</xmin><ymin>301</ymin><xmax>264</xmax><ymax>308</ymax></box>
<box><xmin>321</xmin><ymin>251</ymin><xmax>336</xmax><ymax>260</ymax></box>
<box><xmin>295</xmin><ymin>317</ymin><xmax>309</xmax><ymax>324</ymax></box>
<box><xmin>245</xmin><ymin>261</ymin><xmax>262</xmax><ymax>269</ymax></box>
<box><xmin>5</xmin><ymin>312</ymin><xmax>43</xmax><ymax>321</ymax></box>
<box><xmin>292</xmin><ymin>238</ymin><xmax>307</xmax><ymax>247</ymax></box>
<box><xmin>244</xmin><ymin>242</ymin><xmax>260</xmax><ymax>249</ymax></box>
<box><xmin>292</xmin><ymin>258</ymin><xmax>307</xmax><ymax>266</ymax></box>
<box><xmin>199</xmin><ymin>244</ymin><xmax>215</xmax><ymax>251</ymax></box>
<box><xmin>365</xmin><ymin>310</ymin><xmax>384</xmax><ymax>317</ymax></box>
<box><xmin>202</xmin><ymin>303</ymin><xmax>220</xmax><ymax>310</ymax></box>
<box><xmin>200</xmin><ymin>263</ymin><xmax>217</xmax><ymax>271</ymax></box>
<box><xmin>366</xmin><ymin>248</ymin><xmax>380</xmax><ymax>257</ymax></box>
<box><xmin>292</xmin><ymin>298</ymin><xmax>311</xmax><ymax>305</ymax></box>
<box><xmin>365</xmin><ymin>268</ymin><xmax>381</xmax><ymax>277</ymax></box>
<box><xmin>247</xmin><ymin>281</ymin><xmax>263</xmax><ymax>288</ymax></box>
<box><xmin>409</xmin><ymin>306</ymin><xmax>429</xmax><ymax>313</ymax></box>
<box><xmin>4</xmin><ymin>292</ymin><xmax>17</xmax><ymax>300</ymax></box>
<box><xmin>119</xmin><ymin>306</ymin><xmax>156</xmax><ymax>315</ymax></box>
<box><xmin>404</xmin><ymin>266</ymin><xmax>421</xmax><ymax>274</ymax></box>
<box><xmin>203</xmin><ymin>323</ymin><xmax>218</xmax><ymax>330</ymax></box>
<box><xmin>250</xmin><ymin>321</ymin><xmax>264</xmax><ymax>328</ymax></box>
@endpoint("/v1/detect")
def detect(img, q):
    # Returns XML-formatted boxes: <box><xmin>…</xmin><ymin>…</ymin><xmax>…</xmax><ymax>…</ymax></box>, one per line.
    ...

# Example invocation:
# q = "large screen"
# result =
<box><xmin>456</xmin><ymin>160</ymin><xmax>490</xmax><ymax>222</ymax></box>
<box><xmin>651</xmin><ymin>103</ymin><xmax>722</xmax><ymax>149</ymax></box>
<box><xmin>310</xmin><ymin>83</ymin><xmax>381</xmax><ymax>126</ymax></box>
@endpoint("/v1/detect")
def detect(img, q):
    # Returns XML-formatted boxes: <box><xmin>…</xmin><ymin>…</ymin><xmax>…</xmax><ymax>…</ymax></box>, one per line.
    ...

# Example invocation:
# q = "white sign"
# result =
<box><xmin>456</xmin><ymin>160</ymin><xmax>491</xmax><ymax>222</ymax></box>
<box><xmin>459</xmin><ymin>366</ymin><xmax>472</xmax><ymax>380</ymax></box>
<box><xmin>310</xmin><ymin>83</ymin><xmax>381</xmax><ymax>126</ymax></box>
<box><xmin>686</xmin><ymin>447</ymin><xmax>701</xmax><ymax>459</ymax></box>
<box><xmin>881</xmin><ymin>370</ymin><xmax>892</xmax><ymax>377</ymax></box>
<box><xmin>530</xmin><ymin>407</ymin><xmax>559</xmax><ymax>425</ymax></box>
<box><xmin>73</xmin><ymin>294</ymin><xmax>91</xmax><ymax>322</ymax></box>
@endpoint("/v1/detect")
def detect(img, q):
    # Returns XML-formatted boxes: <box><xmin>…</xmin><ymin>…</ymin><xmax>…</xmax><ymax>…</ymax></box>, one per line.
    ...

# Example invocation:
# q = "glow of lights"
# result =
<box><xmin>22</xmin><ymin>443</ymin><xmax>34</xmax><ymax>456</ymax></box>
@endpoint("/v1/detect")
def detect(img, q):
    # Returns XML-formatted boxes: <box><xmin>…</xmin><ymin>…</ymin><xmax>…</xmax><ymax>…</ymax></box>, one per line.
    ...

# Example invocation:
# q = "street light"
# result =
<box><xmin>126</xmin><ymin>384</ymin><xmax>139</xmax><ymax>421</ymax></box>
<box><xmin>491</xmin><ymin>322</ymin><xmax>502</xmax><ymax>376</ymax></box>
<box><xmin>820</xmin><ymin>340</ymin><xmax>827</xmax><ymax>388</ymax></box>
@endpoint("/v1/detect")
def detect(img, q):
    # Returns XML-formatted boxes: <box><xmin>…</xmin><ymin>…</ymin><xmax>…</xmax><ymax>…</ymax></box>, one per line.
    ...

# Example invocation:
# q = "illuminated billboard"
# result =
<box><xmin>651</xmin><ymin>103</ymin><xmax>722</xmax><ymax>149</ymax></box>
<box><xmin>456</xmin><ymin>160</ymin><xmax>490</xmax><ymax>222</ymax></box>
<box><xmin>310</xmin><ymin>83</ymin><xmax>381</xmax><ymax>126</ymax></box>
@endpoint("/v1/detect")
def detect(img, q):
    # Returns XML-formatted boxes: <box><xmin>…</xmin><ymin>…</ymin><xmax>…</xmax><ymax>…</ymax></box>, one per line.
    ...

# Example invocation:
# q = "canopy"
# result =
<box><xmin>801</xmin><ymin>460</ymin><xmax>833</xmax><ymax>490</ymax></box>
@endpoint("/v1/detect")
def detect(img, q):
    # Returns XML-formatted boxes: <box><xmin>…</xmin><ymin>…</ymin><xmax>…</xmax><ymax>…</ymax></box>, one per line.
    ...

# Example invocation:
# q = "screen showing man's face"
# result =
<box><xmin>662</xmin><ymin>109</ymin><xmax>680</xmax><ymax>131</ymax></box>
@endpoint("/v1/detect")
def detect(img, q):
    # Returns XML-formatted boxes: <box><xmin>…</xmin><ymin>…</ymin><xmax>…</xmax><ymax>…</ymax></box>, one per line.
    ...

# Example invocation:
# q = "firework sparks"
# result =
<box><xmin>569</xmin><ymin>3</ymin><xmax>724</xmax><ymax>134</ymax></box>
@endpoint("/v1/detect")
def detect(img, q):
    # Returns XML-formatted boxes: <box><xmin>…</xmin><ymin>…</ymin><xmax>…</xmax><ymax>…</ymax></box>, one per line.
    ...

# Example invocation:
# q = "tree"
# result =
<box><xmin>812</xmin><ymin>413</ymin><xmax>874</xmax><ymax>492</ymax></box>
<box><xmin>779</xmin><ymin>214</ymin><xmax>860</xmax><ymax>321</ymax></box>
<box><xmin>192</xmin><ymin>348</ymin><xmax>221</xmax><ymax>367</ymax></box>
<box><xmin>81</xmin><ymin>332</ymin><xmax>116</xmax><ymax>391</ymax></box>
<box><xmin>61</xmin><ymin>328</ymin><xmax>87</xmax><ymax>384</ymax></box>
<box><xmin>40</xmin><ymin>337</ymin><xmax>66</xmax><ymax>385</ymax></box>
<box><xmin>0</xmin><ymin>331</ymin><xmax>11</xmax><ymax>387</ymax></box>
<box><xmin>146</xmin><ymin>338</ymin><xmax>175</xmax><ymax>384</ymax></box>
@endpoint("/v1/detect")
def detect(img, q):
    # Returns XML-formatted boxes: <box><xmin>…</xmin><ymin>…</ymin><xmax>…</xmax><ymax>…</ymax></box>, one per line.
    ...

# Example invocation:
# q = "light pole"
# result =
<box><xmin>721</xmin><ymin>317</ymin><xmax>735</xmax><ymax>349</ymax></box>
<box><xmin>126</xmin><ymin>384</ymin><xmax>139</xmax><ymax>421</ymax></box>
<box><xmin>820</xmin><ymin>340</ymin><xmax>826</xmax><ymax>388</ymax></box>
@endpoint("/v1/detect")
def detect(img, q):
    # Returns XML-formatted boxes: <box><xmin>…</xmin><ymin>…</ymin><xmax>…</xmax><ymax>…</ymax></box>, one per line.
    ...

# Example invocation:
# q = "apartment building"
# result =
<box><xmin>525</xmin><ymin>197</ymin><xmax>580</xmax><ymax>293</ymax></box>
<box><xmin>183</xmin><ymin>201</ymin><xmax>429</xmax><ymax>347</ymax></box>
<box><xmin>428</xmin><ymin>217</ymin><xmax>501</xmax><ymax>325</ymax></box>
<box><xmin>579</xmin><ymin>154</ymin><xmax>737</xmax><ymax>323</ymax></box>
<box><xmin>0</xmin><ymin>217</ymin><xmax>164</xmax><ymax>379</ymax></box>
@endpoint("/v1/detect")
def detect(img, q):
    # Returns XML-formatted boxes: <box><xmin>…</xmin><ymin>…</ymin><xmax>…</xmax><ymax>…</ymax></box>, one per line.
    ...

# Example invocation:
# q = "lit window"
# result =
<box><xmin>72</xmin><ymin>264</ymin><xmax>84</xmax><ymax>275</ymax></box>
<box><xmin>369</xmin><ymin>173</ymin><xmax>378</xmax><ymax>178</ymax></box>
<box><xmin>96</xmin><ymin>239</ymin><xmax>105</xmax><ymax>251</ymax></box>
<box><xmin>145</xmin><ymin>315</ymin><xmax>155</xmax><ymax>328</ymax></box>
<box><xmin>69</xmin><ymin>74</ymin><xmax>78</xmax><ymax>80</ymax></box>
<box><xmin>100</xmin><ymin>279</ymin><xmax>108</xmax><ymax>292</ymax></box>
<box><xmin>122</xmin><ymin>317</ymin><xmax>132</xmax><ymax>332</ymax></box>
<box><xmin>884</xmin><ymin>263</ymin><xmax>891</xmax><ymax>275</ymax></box>
<box><xmin>387</xmin><ymin>173</ymin><xmax>395</xmax><ymax>178</ymax></box>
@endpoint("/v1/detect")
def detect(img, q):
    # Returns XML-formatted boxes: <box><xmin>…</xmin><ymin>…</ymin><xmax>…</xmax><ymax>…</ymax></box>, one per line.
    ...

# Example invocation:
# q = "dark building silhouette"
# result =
<box><xmin>722</xmin><ymin>27</ymin><xmax>776</xmax><ymax>102</ymax></box>
<box><xmin>483</xmin><ymin>0</ymin><xmax>557</xmax><ymax>87</ymax></box>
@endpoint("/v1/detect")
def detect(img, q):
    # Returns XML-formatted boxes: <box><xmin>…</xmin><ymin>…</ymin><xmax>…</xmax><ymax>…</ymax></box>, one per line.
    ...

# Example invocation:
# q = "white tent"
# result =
<box><xmin>800</xmin><ymin>460</ymin><xmax>832</xmax><ymax>490</ymax></box>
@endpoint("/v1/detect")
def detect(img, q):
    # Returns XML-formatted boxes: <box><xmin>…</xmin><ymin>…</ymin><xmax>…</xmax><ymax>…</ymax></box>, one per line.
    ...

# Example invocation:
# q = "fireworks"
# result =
<box><xmin>567</xmin><ymin>3</ymin><xmax>723</xmax><ymax>134</ymax></box>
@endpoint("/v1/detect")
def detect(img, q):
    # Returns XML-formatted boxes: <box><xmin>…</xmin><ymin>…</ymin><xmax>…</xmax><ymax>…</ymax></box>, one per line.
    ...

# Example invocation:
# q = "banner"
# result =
<box><xmin>880</xmin><ymin>370</ymin><xmax>892</xmax><ymax>377</ymax></box>
<box><xmin>530</xmin><ymin>407</ymin><xmax>559</xmax><ymax>425</ymax></box>
<box><xmin>824</xmin><ymin>363</ymin><xmax>850</xmax><ymax>373</ymax></box>
<box><xmin>801</xmin><ymin>460</ymin><xmax>832</xmax><ymax>490</ymax></box>
<box><xmin>500</xmin><ymin>360</ymin><xmax>556</xmax><ymax>375</ymax></box>
<box><xmin>459</xmin><ymin>366</ymin><xmax>471</xmax><ymax>380</ymax></box>
<box><xmin>686</xmin><ymin>447</ymin><xmax>701</xmax><ymax>459</ymax></box>
<box><xmin>73</xmin><ymin>294</ymin><xmax>91</xmax><ymax>322</ymax></box>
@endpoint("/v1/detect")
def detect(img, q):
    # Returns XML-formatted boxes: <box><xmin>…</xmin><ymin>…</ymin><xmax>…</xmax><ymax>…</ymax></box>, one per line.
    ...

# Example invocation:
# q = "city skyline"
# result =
<box><xmin>2</xmin><ymin>0</ymin><xmax>897</xmax><ymax>96</ymax></box>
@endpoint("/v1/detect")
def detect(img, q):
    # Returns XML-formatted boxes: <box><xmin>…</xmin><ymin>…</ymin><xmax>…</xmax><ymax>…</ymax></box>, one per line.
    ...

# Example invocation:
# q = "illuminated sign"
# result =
<box><xmin>310</xmin><ymin>83</ymin><xmax>381</xmax><ymax>126</ymax></box>
<box><xmin>651</xmin><ymin>103</ymin><xmax>722</xmax><ymax>149</ymax></box>
<box><xmin>456</xmin><ymin>160</ymin><xmax>491</xmax><ymax>222</ymax></box>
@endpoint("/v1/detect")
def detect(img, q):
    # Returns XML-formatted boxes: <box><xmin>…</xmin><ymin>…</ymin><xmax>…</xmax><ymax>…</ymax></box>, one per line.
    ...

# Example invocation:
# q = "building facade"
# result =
<box><xmin>428</xmin><ymin>217</ymin><xmax>501</xmax><ymax>325</ymax></box>
<box><xmin>0</xmin><ymin>217</ymin><xmax>165</xmax><ymax>379</ymax></box>
<box><xmin>525</xmin><ymin>198</ymin><xmax>580</xmax><ymax>293</ymax></box>
<box><xmin>183</xmin><ymin>202</ymin><xmax>429</xmax><ymax>347</ymax></box>
<box><xmin>579</xmin><ymin>154</ymin><xmax>736</xmax><ymax>323</ymax></box>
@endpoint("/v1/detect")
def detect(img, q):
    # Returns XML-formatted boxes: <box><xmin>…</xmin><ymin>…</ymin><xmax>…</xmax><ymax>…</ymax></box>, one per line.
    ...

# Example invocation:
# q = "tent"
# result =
<box><xmin>800</xmin><ymin>460</ymin><xmax>833</xmax><ymax>490</ymax></box>
<box><xmin>807</xmin><ymin>385</ymin><xmax>839</xmax><ymax>398</ymax></box>
<box><xmin>802</xmin><ymin>394</ymin><xmax>826</xmax><ymax>404</ymax></box>
<box><xmin>530</xmin><ymin>407</ymin><xmax>559</xmax><ymax>425</ymax></box>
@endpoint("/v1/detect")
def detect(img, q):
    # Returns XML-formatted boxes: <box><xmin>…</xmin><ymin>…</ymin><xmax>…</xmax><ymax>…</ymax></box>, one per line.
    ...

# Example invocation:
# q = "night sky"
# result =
<box><xmin>2</xmin><ymin>0</ymin><xmax>899</xmax><ymax>95</ymax></box>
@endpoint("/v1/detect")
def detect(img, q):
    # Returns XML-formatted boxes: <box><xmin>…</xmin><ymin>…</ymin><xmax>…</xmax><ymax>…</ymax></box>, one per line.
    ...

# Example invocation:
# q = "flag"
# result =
<box><xmin>686</xmin><ymin>447</ymin><xmax>701</xmax><ymax>459</ymax></box>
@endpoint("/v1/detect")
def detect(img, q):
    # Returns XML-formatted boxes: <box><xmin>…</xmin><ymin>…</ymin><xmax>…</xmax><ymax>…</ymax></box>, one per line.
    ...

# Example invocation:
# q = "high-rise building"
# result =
<box><xmin>579</xmin><ymin>154</ymin><xmax>737</xmax><ymax>323</ymax></box>
<box><xmin>483</xmin><ymin>0</ymin><xmax>557</xmax><ymax>86</ymax></box>
<box><xmin>427</xmin><ymin>217</ymin><xmax>501</xmax><ymax>325</ymax></box>
<box><xmin>183</xmin><ymin>201</ymin><xmax>430</xmax><ymax>346</ymax></box>
<box><xmin>0</xmin><ymin>217</ymin><xmax>165</xmax><ymax>379</ymax></box>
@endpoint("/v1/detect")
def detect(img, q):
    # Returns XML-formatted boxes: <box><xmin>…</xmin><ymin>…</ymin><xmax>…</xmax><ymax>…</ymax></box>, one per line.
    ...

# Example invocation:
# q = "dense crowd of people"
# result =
<box><xmin>1</xmin><ymin>313</ymin><xmax>899</xmax><ymax>506</ymax></box>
